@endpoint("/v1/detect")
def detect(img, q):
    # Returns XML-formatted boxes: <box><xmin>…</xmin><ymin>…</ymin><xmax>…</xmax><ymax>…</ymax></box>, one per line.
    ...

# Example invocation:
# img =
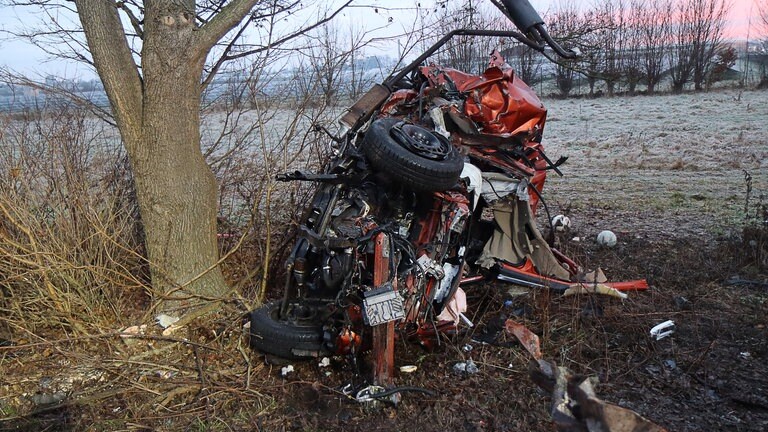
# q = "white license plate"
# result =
<box><xmin>362</xmin><ymin>288</ymin><xmax>405</xmax><ymax>326</ymax></box>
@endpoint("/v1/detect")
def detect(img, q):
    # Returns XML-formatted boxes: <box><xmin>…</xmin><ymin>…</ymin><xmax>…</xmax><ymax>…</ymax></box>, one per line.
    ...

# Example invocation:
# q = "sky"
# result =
<box><xmin>0</xmin><ymin>0</ymin><xmax>758</xmax><ymax>79</ymax></box>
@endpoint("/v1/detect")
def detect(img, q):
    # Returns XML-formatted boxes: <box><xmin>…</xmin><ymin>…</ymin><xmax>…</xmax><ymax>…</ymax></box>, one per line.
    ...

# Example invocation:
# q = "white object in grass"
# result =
<box><xmin>596</xmin><ymin>230</ymin><xmax>617</xmax><ymax>247</ymax></box>
<box><xmin>551</xmin><ymin>215</ymin><xmax>571</xmax><ymax>231</ymax></box>
<box><xmin>155</xmin><ymin>314</ymin><xmax>179</xmax><ymax>329</ymax></box>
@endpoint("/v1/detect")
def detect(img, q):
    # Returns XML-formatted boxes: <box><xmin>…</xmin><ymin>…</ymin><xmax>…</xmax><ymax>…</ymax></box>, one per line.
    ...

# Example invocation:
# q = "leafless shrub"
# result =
<box><xmin>634</xmin><ymin>0</ymin><xmax>673</xmax><ymax>94</ymax></box>
<box><xmin>0</xmin><ymin>99</ymin><xmax>146</xmax><ymax>338</ymax></box>
<box><xmin>670</xmin><ymin>0</ymin><xmax>729</xmax><ymax>92</ymax></box>
<box><xmin>508</xmin><ymin>43</ymin><xmax>542</xmax><ymax>85</ymax></box>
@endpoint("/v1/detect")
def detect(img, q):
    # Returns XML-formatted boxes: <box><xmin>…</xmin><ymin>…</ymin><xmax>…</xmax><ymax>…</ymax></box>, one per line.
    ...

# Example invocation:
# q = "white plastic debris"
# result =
<box><xmin>650</xmin><ymin>320</ymin><xmax>675</xmax><ymax>340</ymax></box>
<box><xmin>434</xmin><ymin>263</ymin><xmax>460</xmax><ymax>303</ymax></box>
<box><xmin>161</xmin><ymin>324</ymin><xmax>181</xmax><ymax>336</ymax></box>
<box><xmin>458</xmin><ymin>312</ymin><xmax>474</xmax><ymax>328</ymax></box>
<box><xmin>596</xmin><ymin>230</ymin><xmax>618</xmax><ymax>247</ymax></box>
<box><xmin>481</xmin><ymin>172</ymin><xmax>521</xmax><ymax>203</ymax></box>
<box><xmin>356</xmin><ymin>385</ymin><xmax>385</xmax><ymax>402</ymax></box>
<box><xmin>281</xmin><ymin>365</ymin><xmax>295</xmax><ymax>377</ymax></box>
<box><xmin>436</xmin><ymin>287</ymin><xmax>468</xmax><ymax>325</ymax></box>
<box><xmin>318</xmin><ymin>357</ymin><xmax>331</xmax><ymax>368</ymax></box>
<box><xmin>552</xmin><ymin>215</ymin><xmax>571</xmax><ymax>231</ymax></box>
<box><xmin>453</xmin><ymin>359</ymin><xmax>479</xmax><ymax>375</ymax></box>
<box><xmin>400</xmin><ymin>365</ymin><xmax>418</xmax><ymax>373</ymax></box>
<box><xmin>740</xmin><ymin>352</ymin><xmax>751</xmax><ymax>360</ymax></box>
<box><xmin>155</xmin><ymin>314</ymin><xmax>180</xmax><ymax>329</ymax></box>
<box><xmin>429</xmin><ymin>106</ymin><xmax>451</xmax><ymax>138</ymax></box>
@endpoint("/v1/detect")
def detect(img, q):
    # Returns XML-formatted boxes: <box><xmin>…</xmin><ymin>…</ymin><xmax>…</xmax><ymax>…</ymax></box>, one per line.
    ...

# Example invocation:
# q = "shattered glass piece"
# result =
<box><xmin>453</xmin><ymin>359</ymin><xmax>479</xmax><ymax>375</ymax></box>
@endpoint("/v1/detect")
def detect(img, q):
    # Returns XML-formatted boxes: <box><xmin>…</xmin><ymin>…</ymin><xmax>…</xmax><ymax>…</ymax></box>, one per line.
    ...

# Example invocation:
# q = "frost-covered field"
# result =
<box><xmin>537</xmin><ymin>89</ymin><xmax>768</xmax><ymax>240</ymax></box>
<box><xmin>150</xmin><ymin>88</ymin><xmax>768</xmax><ymax>240</ymax></box>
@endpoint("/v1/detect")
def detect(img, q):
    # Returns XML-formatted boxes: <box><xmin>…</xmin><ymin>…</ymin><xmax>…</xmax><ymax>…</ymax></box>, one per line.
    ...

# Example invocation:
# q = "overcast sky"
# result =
<box><xmin>0</xmin><ymin>0</ymin><xmax>756</xmax><ymax>79</ymax></box>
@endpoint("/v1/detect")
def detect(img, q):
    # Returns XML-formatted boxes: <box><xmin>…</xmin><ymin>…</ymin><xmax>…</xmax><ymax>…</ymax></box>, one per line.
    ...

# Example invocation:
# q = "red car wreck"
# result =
<box><xmin>249</xmin><ymin>0</ymin><xmax>648</xmax><ymax>403</ymax></box>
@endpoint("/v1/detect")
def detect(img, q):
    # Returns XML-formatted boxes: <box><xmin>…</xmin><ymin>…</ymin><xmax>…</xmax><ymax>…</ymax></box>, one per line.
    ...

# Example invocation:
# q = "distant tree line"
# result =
<box><xmin>421</xmin><ymin>0</ymin><xmax>741</xmax><ymax>97</ymax></box>
<box><xmin>548</xmin><ymin>0</ymin><xmax>732</xmax><ymax>96</ymax></box>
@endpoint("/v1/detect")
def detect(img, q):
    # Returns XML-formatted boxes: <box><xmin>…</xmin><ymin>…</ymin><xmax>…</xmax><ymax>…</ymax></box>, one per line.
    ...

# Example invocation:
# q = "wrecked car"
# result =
<box><xmin>248</xmin><ymin>0</ymin><xmax>647</xmax><ymax>396</ymax></box>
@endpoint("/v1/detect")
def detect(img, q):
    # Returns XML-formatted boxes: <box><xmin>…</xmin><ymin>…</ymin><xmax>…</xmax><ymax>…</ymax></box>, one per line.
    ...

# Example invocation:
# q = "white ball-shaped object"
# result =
<box><xmin>552</xmin><ymin>214</ymin><xmax>571</xmax><ymax>232</ymax></box>
<box><xmin>596</xmin><ymin>230</ymin><xmax>617</xmax><ymax>247</ymax></box>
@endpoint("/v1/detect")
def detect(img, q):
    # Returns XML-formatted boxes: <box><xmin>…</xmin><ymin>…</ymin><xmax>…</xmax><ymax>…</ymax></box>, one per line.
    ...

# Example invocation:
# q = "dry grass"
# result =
<box><xmin>0</xmin><ymin>86</ymin><xmax>334</xmax><ymax>430</ymax></box>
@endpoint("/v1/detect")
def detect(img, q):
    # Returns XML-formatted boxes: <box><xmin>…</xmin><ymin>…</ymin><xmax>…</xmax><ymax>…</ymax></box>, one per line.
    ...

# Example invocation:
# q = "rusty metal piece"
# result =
<box><xmin>371</xmin><ymin>233</ymin><xmax>395</xmax><ymax>388</ymax></box>
<box><xmin>340</xmin><ymin>84</ymin><xmax>391</xmax><ymax>129</ymax></box>
<box><xmin>504</xmin><ymin>319</ymin><xmax>542</xmax><ymax>360</ymax></box>
<box><xmin>569</xmin><ymin>380</ymin><xmax>668</xmax><ymax>432</ymax></box>
<box><xmin>530</xmin><ymin>360</ymin><xmax>668</xmax><ymax>432</ymax></box>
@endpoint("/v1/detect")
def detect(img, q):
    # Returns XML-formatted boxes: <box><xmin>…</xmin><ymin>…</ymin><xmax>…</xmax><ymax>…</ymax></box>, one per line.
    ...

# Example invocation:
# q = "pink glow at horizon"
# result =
<box><xmin>534</xmin><ymin>0</ymin><xmax>757</xmax><ymax>39</ymax></box>
<box><xmin>729</xmin><ymin>0</ymin><xmax>757</xmax><ymax>38</ymax></box>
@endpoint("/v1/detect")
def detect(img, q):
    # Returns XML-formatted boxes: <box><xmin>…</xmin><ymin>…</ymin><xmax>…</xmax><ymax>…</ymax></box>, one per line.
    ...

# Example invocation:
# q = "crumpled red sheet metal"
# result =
<box><xmin>419</xmin><ymin>58</ymin><xmax>550</xmax><ymax>211</ymax></box>
<box><xmin>505</xmin><ymin>319</ymin><xmax>542</xmax><ymax>360</ymax></box>
<box><xmin>420</xmin><ymin>61</ymin><xmax>546</xmax><ymax>138</ymax></box>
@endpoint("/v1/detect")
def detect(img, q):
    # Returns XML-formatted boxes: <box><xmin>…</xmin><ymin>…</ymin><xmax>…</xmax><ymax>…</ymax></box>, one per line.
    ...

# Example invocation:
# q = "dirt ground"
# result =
<box><xmin>1</xmin><ymin>88</ymin><xmax>767</xmax><ymax>431</ymax></box>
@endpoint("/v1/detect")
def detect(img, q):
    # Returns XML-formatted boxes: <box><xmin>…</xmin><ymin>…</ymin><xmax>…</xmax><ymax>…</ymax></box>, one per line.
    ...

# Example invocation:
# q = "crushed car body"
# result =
<box><xmin>249</xmin><ymin>0</ymin><xmax>649</xmax><ymax>395</ymax></box>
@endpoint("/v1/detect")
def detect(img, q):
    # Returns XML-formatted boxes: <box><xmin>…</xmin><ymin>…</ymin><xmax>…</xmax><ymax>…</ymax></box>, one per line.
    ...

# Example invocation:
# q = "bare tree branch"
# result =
<box><xmin>117</xmin><ymin>1</ymin><xmax>144</xmax><ymax>39</ymax></box>
<box><xmin>217</xmin><ymin>0</ymin><xmax>353</xmax><ymax>62</ymax></box>
<box><xmin>200</xmin><ymin>13</ymin><xmax>254</xmax><ymax>90</ymax></box>
<box><xmin>74</xmin><ymin>0</ymin><xmax>142</xmax><ymax>140</ymax></box>
<box><xmin>194</xmin><ymin>0</ymin><xmax>261</xmax><ymax>54</ymax></box>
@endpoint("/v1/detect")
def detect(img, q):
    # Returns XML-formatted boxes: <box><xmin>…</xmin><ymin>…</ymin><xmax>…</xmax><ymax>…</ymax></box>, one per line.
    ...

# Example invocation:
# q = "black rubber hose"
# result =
<box><xmin>367</xmin><ymin>386</ymin><xmax>437</xmax><ymax>399</ymax></box>
<box><xmin>527</xmin><ymin>183</ymin><xmax>555</xmax><ymax>246</ymax></box>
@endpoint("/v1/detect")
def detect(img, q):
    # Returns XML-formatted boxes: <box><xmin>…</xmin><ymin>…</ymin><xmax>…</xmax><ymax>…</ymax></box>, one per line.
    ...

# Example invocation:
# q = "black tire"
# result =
<box><xmin>361</xmin><ymin>118</ymin><xmax>464</xmax><ymax>192</ymax></box>
<box><xmin>249</xmin><ymin>301</ymin><xmax>327</xmax><ymax>360</ymax></box>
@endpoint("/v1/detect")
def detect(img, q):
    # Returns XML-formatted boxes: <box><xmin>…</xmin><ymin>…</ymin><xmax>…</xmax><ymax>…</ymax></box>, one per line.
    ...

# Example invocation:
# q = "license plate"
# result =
<box><xmin>362</xmin><ymin>287</ymin><xmax>405</xmax><ymax>326</ymax></box>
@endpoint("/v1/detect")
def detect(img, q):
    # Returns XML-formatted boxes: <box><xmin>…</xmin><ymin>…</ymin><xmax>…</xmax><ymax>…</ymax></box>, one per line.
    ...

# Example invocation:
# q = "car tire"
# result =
<box><xmin>249</xmin><ymin>301</ymin><xmax>327</xmax><ymax>360</ymax></box>
<box><xmin>361</xmin><ymin>117</ymin><xmax>464</xmax><ymax>192</ymax></box>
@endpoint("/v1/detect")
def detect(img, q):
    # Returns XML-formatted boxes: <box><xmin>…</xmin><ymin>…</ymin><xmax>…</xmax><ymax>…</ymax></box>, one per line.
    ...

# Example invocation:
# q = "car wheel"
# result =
<box><xmin>361</xmin><ymin>117</ymin><xmax>464</xmax><ymax>192</ymax></box>
<box><xmin>249</xmin><ymin>301</ymin><xmax>327</xmax><ymax>359</ymax></box>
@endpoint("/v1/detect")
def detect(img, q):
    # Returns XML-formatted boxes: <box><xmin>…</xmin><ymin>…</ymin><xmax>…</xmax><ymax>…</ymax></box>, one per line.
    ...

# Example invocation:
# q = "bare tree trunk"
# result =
<box><xmin>689</xmin><ymin>0</ymin><xmax>728</xmax><ymax>91</ymax></box>
<box><xmin>623</xmin><ymin>0</ymin><xmax>645</xmax><ymax>95</ymax></box>
<box><xmin>556</xmin><ymin>62</ymin><xmax>575</xmax><ymax>97</ymax></box>
<box><xmin>548</xmin><ymin>0</ymin><xmax>587</xmax><ymax>97</ymax></box>
<box><xmin>132</xmin><ymin>1</ymin><xmax>226</xmax><ymax>308</ymax></box>
<box><xmin>669</xmin><ymin>0</ymin><xmax>705</xmax><ymax>93</ymax></box>
<box><xmin>75</xmin><ymin>0</ymin><xmax>262</xmax><ymax>313</ymax></box>
<box><xmin>637</xmin><ymin>0</ymin><xmax>672</xmax><ymax>94</ymax></box>
<box><xmin>587</xmin><ymin>76</ymin><xmax>596</xmax><ymax>96</ymax></box>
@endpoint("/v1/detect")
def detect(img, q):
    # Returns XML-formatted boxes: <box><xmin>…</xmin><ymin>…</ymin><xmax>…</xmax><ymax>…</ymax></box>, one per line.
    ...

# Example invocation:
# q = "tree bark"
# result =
<box><xmin>75</xmin><ymin>0</ymin><xmax>259</xmax><ymax>313</ymax></box>
<box><xmin>131</xmin><ymin>0</ymin><xmax>226</xmax><ymax>310</ymax></box>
